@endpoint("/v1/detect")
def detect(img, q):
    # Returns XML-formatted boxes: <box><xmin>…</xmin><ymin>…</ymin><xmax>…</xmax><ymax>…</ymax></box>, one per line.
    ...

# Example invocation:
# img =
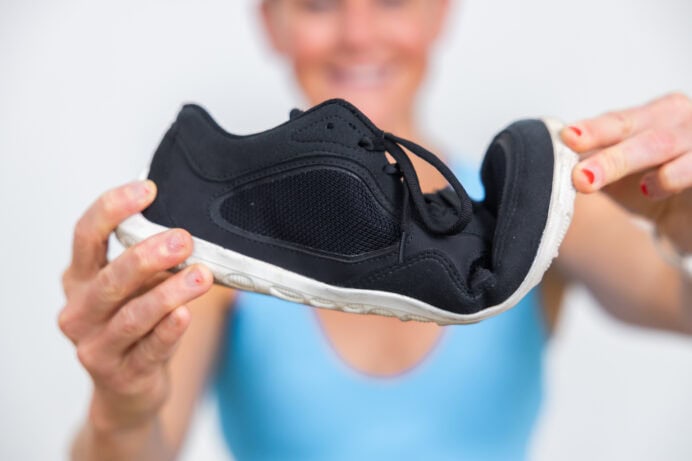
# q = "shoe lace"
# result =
<box><xmin>359</xmin><ymin>132</ymin><xmax>473</xmax><ymax>262</ymax></box>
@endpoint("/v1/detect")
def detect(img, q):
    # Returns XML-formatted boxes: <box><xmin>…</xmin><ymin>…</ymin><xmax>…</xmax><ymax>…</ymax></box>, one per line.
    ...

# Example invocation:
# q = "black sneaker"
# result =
<box><xmin>116</xmin><ymin>99</ymin><xmax>577</xmax><ymax>324</ymax></box>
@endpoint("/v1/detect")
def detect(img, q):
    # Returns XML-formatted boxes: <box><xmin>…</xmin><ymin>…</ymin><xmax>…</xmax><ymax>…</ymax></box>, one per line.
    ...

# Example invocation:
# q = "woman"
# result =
<box><xmin>59</xmin><ymin>0</ymin><xmax>691</xmax><ymax>459</ymax></box>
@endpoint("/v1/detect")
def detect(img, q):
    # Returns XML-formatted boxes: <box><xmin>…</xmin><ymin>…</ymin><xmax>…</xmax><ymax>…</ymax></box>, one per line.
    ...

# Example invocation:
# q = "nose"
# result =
<box><xmin>338</xmin><ymin>1</ymin><xmax>377</xmax><ymax>53</ymax></box>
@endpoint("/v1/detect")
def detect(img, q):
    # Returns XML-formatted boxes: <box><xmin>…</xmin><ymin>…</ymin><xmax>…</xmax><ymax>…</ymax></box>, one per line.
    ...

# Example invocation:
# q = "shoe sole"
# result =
<box><xmin>115</xmin><ymin>119</ymin><xmax>578</xmax><ymax>325</ymax></box>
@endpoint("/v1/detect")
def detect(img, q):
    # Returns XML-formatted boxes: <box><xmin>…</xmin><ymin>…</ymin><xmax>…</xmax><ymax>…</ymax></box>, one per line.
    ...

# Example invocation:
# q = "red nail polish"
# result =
<box><xmin>167</xmin><ymin>232</ymin><xmax>185</xmax><ymax>252</ymax></box>
<box><xmin>186</xmin><ymin>269</ymin><xmax>203</xmax><ymax>287</ymax></box>
<box><xmin>569</xmin><ymin>126</ymin><xmax>582</xmax><ymax>136</ymax></box>
<box><xmin>640</xmin><ymin>182</ymin><xmax>648</xmax><ymax>196</ymax></box>
<box><xmin>582</xmin><ymin>168</ymin><xmax>595</xmax><ymax>184</ymax></box>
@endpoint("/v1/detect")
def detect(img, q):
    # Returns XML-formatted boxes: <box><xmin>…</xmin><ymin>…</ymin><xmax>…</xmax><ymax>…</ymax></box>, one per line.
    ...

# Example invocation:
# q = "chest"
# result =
<box><xmin>314</xmin><ymin>309</ymin><xmax>445</xmax><ymax>376</ymax></box>
<box><xmin>216</xmin><ymin>291</ymin><xmax>547</xmax><ymax>460</ymax></box>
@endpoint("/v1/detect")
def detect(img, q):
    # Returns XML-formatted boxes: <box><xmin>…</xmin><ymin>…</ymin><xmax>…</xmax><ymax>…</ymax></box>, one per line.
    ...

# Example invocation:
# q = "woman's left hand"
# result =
<box><xmin>560</xmin><ymin>92</ymin><xmax>692</xmax><ymax>252</ymax></box>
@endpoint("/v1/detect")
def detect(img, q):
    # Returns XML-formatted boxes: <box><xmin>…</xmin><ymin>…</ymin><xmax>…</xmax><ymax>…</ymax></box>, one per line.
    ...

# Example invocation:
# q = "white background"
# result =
<box><xmin>1</xmin><ymin>0</ymin><xmax>691</xmax><ymax>459</ymax></box>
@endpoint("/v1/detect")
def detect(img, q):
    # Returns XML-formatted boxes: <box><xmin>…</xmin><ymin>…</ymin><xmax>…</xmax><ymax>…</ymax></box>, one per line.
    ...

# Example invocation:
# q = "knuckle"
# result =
<box><xmin>130</xmin><ymin>243</ymin><xmax>154</xmax><ymax>272</ymax></box>
<box><xmin>58</xmin><ymin>299</ymin><xmax>88</xmax><ymax>342</ymax></box>
<box><xmin>607</xmin><ymin>111</ymin><xmax>634</xmax><ymax>137</ymax></box>
<box><xmin>657</xmin><ymin>164</ymin><xmax>681</xmax><ymax>193</ymax></box>
<box><xmin>152</xmin><ymin>287</ymin><xmax>175</xmax><ymax>310</ymax></box>
<box><xmin>57</xmin><ymin>307</ymin><xmax>76</xmax><ymax>338</ymax></box>
<box><xmin>602</xmin><ymin>148</ymin><xmax>628</xmax><ymax>178</ymax></box>
<box><xmin>152</xmin><ymin>322</ymin><xmax>176</xmax><ymax>350</ymax></box>
<box><xmin>95</xmin><ymin>266</ymin><xmax>126</xmax><ymax>301</ymax></box>
<box><xmin>98</xmin><ymin>190</ymin><xmax>119</xmax><ymax>217</ymax></box>
<box><xmin>73</xmin><ymin>217</ymin><xmax>94</xmax><ymax>245</ymax></box>
<box><xmin>645</xmin><ymin>129</ymin><xmax>676</xmax><ymax>156</ymax></box>
<box><xmin>76</xmin><ymin>343</ymin><xmax>99</xmax><ymax>371</ymax></box>
<box><xmin>118</xmin><ymin>305</ymin><xmax>142</xmax><ymax>338</ymax></box>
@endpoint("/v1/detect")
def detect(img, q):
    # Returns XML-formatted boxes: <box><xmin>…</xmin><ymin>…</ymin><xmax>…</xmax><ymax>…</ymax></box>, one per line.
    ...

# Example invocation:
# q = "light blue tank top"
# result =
<box><xmin>215</xmin><ymin>162</ymin><xmax>547</xmax><ymax>461</ymax></box>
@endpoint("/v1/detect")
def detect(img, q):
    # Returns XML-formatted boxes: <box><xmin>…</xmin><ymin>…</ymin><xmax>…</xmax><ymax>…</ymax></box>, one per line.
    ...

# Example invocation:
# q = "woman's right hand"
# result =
<box><xmin>59</xmin><ymin>180</ymin><xmax>213</xmax><ymax>434</ymax></box>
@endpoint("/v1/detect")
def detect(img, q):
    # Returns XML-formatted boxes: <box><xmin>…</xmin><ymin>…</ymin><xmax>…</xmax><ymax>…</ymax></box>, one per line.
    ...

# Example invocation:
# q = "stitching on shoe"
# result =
<box><xmin>207</xmin><ymin>172</ymin><xmax>400</xmax><ymax>259</ymax></box>
<box><xmin>156</xmin><ymin>124</ymin><xmax>181</xmax><ymax>228</ymax></box>
<box><xmin>177</xmin><ymin>130</ymin><xmax>367</xmax><ymax>182</ymax></box>
<box><xmin>291</xmin><ymin>114</ymin><xmax>368</xmax><ymax>145</ymax></box>
<box><xmin>206</xmin><ymin>207</ymin><xmax>399</xmax><ymax>266</ymax></box>
<box><xmin>332</xmin><ymin>99</ymin><xmax>381</xmax><ymax>133</ymax></box>
<box><xmin>204</xmin><ymin>190</ymin><xmax>399</xmax><ymax>266</ymax></box>
<box><xmin>205</xmin><ymin>156</ymin><xmax>400</xmax><ymax>218</ymax></box>
<box><xmin>345</xmin><ymin>249</ymin><xmax>484</xmax><ymax>299</ymax></box>
<box><xmin>492</xmin><ymin>130</ymin><xmax>521</xmax><ymax>266</ymax></box>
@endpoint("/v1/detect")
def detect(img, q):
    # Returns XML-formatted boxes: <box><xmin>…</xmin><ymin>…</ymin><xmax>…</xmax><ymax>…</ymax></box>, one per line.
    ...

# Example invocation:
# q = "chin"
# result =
<box><xmin>316</xmin><ymin>89</ymin><xmax>409</xmax><ymax>130</ymax></box>
<box><xmin>300</xmin><ymin>76</ymin><xmax>416</xmax><ymax>130</ymax></box>
<box><xmin>297</xmin><ymin>61</ymin><xmax>423</xmax><ymax>126</ymax></box>
<box><xmin>350</xmin><ymin>99</ymin><xmax>394</xmax><ymax>126</ymax></box>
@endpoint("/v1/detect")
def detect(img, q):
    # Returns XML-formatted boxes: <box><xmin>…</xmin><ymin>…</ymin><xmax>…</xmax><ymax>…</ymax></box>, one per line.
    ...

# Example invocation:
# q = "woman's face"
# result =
<box><xmin>262</xmin><ymin>0</ymin><xmax>449</xmax><ymax>127</ymax></box>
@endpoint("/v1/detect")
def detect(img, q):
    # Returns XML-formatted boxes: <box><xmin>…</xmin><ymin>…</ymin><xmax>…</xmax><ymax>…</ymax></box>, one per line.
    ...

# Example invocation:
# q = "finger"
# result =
<box><xmin>129</xmin><ymin>272</ymin><xmax>173</xmax><ymax>300</ymax></box>
<box><xmin>572</xmin><ymin>128</ymin><xmax>689</xmax><ymax>192</ymax></box>
<box><xmin>640</xmin><ymin>151</ymin><xmax>692</xmax><ymax>200</ymax></box>
<box><xmin>126</xmin><ymin>306</ymin><xmax>191</xmax><ymax>374</ymax></box>
<box><xmin>83</xmin><ymin>229</ymin><xmax>192</xmax><ymax>320</ymax></box>
<box><xmin>71</xmin><ymin>180</ymin><xmax>156</xmax><ymax>279</ymax></box>
<box><xmin>561</xmin><ymin>93</ymin><xmax>691</xmax><ymax>153</ymax></box>
<box><xmin>100</xmin><ymin>264</ymin><xmax>212</xmax><ymax>353</ymax></box>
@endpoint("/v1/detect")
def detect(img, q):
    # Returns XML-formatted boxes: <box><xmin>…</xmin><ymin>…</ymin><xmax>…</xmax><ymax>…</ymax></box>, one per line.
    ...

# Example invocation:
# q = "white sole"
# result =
<box><xmin>115</xmin><ymin>120</ymin><xmax>578</xmax><ymax>325</ymax></box>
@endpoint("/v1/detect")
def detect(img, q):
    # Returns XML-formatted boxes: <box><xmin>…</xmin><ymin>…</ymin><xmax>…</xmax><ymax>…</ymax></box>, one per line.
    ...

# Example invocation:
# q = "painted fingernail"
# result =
<box><xmin>132</xmin><ymin>180</ymin><xmax>151</xmax><ymax>201</ymax></box>
<box><xmin>569</xmin><ymin>126</ymin><xmax>582</xmax><ymax>137</ymax></box>
<box><xmin>640</xmin><ymin>182</ymin><xmax>649</xmax><ymax>196</ymax></box>
<box><xmin>582</xmin><ymin>168</ymin><xmax>595</xmax><ymax>185</ymax></box>
<box><xmin>185</xmin><ymin>268</ymin><xmax>204</xmax><ymax>287</ymax></box>
<box><xmin>167</xmin><ymin>232</ymin><xmax>185</xmax><ymax>252</ymax></box>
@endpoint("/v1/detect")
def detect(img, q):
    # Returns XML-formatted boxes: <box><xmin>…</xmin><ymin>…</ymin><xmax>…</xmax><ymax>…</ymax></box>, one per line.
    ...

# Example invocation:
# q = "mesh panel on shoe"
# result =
<box><xmin>219</xmin><ymin>168</ymin><xmax>399</xmax><ymax>256</ymax></box>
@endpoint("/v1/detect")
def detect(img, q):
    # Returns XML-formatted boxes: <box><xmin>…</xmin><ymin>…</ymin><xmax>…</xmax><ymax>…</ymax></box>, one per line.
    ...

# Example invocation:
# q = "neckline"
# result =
<box><xmin>309</xmin><ymin>308</ymin><xmax>453</xmax><ymax>383</ymax></box>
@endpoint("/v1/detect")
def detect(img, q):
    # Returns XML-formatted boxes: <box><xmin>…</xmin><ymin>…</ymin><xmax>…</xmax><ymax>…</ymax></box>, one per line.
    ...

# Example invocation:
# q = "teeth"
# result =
<box><xmin>333</xmin><ymin>64</ymin><xmax>387</xmax><ymax>89</ymax></box>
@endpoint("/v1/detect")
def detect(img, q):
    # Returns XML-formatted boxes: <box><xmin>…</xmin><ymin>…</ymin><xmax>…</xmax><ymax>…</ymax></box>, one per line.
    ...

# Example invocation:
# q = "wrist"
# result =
<box><xmin>88</xmin><ymin>386</ymin><xmax>164</xmax><ymax>434</ymax></box>
<box><xmin>74</xmin><ymin>416</ymin><xmax>168</xmax><ymax>461</ymax></box>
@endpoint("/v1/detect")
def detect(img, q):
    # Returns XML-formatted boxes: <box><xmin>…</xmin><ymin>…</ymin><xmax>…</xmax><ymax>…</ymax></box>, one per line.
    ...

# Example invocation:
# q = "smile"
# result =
<box><xmin>329</xmin><ymin>64</ymin><xmax>392</xmax><ymax>90</ymax></box>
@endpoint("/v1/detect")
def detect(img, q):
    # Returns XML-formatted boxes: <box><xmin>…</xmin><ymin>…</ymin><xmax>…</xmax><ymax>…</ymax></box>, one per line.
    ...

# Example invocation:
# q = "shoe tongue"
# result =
<box><xmin>423</xmin><ymin>188</ymin><xmax>464</xmax><ymax>230</ymax></box>
<box><xmin>289</xmin><ymin>108</ymin><xmax>304</xmax><ymax>120</ymax></box>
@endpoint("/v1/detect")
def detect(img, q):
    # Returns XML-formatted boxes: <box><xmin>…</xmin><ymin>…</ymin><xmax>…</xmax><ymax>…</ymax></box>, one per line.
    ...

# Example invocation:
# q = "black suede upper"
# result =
<box><xmin>143</xmin><ymin>99</ymin><xmax>554</xmax><ymax>315</ymax></box>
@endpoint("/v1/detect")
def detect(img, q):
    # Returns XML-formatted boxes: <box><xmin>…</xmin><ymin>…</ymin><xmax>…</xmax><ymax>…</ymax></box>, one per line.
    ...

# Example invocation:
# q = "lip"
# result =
<box><xmin>327</xmin><ymin>63</ymin><xmax>393</xmax><ymax>90</ymax></box>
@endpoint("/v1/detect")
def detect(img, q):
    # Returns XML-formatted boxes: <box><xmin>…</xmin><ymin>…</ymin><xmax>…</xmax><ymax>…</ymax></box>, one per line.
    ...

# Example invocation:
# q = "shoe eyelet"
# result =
<box><xmin>358</xmin><ymin>137</ymin><xmax>374</xmax><ymax>149</ymax></box>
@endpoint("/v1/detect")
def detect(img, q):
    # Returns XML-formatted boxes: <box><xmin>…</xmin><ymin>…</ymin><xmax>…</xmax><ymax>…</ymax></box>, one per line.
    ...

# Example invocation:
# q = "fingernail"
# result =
<box><xmin>569</xmin><ymin>125</ymin><xmax>582</xmax><ymax>137</ymax></box>
<box><xmin>640</xmin><ymin>182</ymin><xmax>649</xmax><ymax>196</ymax></box>
<box><xmin>582</xmin><ymin>168</ymin><xmax>595</xmax><ymax>185</ymax></box>
<box><xmin>132</xmin><ymin>180</ymin><xmax>151</xmax><ymax>201</ymax></box>
<box><xmin>167</xmin><ymin>232</ymin><xmax>185</xmax><ymax>252</ymax></box>
<box><xmin>185</xmin><ymin>268</ymin><xmax>204</xmax><ymax>287</ymax></box>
